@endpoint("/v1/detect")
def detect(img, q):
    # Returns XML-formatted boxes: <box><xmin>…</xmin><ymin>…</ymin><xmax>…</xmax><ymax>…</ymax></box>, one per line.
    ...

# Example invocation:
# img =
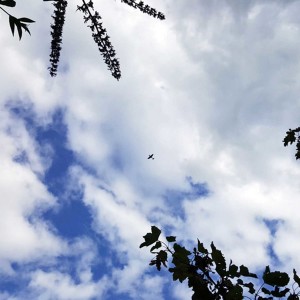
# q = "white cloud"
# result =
<box><xmin>0</xmin><ymin>108</ymin><xmax>67</xmax><ymax>272</ymax></box>
<box><xmin>56</xmin><ymin>0</ymin><xmax>300</xmax><ymax>288</ymax></box>
<box><xmin>1</xmin><ymin>0</ymin><xmax>300</xmax><ymax>298</ymax></box>
<box><xmin>171</xmin><ymin>281</ymin><xmax>193</xmax><ymax>300</ymax></box>
<box><xmin>29</xmin><ymin>270</ymin><xmax>108</xmax><ymax>300</ymax></box>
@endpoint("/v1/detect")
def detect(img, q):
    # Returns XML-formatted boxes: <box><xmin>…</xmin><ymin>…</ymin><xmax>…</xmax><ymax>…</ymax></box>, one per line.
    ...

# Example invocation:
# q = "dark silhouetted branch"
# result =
<box><xmin>48</xmin><ymin>0</ymin><xmax>68</xmax><ymax>77</ymax></box>
<box><xmin>77</xmin><ymin>0</ymin><xmax>121</xmax><ymax>80</ymax></box>
<box><xmin>141</xmin><ymin>226</ymin><xmax>300</xmax><ymax>300</ymax></box>
<box><xmin>120</xmin><ymin>0</ymin><xmax>165</xmax><ymax>20</ymax></box>
<box><xmin>45</xmin><ymin>0</ymin><xmax>165</xmax><ymax>78</ymax></box>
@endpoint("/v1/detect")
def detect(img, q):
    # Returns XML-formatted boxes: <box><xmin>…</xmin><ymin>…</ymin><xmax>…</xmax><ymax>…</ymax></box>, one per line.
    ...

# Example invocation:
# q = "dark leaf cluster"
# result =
<box><xmin>9</xmin><ymin>16</ymin><xmax>35</xmax><ymax>40</ymax></box>
<box><xmin>283</xmin><ymin>127</ymin><xmax>300</xmax><ymax>160</ymax></box>
<box><xmin>48</xmin><ymin>0</ymin><xmax>68</xmax><ymax>77</ymax></box>
<box><xmin>0</xmin><ymin>0</ymin><xmax>15</xmax><ymax>8</ymax></box>
<box><xmin>77</xmin><ymin>0</ymin><xmax>121</xmax><ymax>80</ymax></box>
<box><xmin>141</xmin><ymin>226</ymin><xmax>300</xmax><ymax>300</ymax></box>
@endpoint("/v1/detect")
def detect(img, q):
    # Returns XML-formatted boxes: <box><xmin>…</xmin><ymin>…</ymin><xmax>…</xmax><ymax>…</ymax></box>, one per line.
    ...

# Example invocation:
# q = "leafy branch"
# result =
<box><xmin>77</xmin><ymin>0</ymin><xmax>121</xmax><ymax>80</ymax></box>
<box><xmin>120</xmin><ymin>0</ymin><xmax>165</xmax><ymax>20</ymax></box>
<box><xmin>48</xmin><ymin>0</ymin><xmax>68</xmax><ymax>77</ymax></box>
<box><xmin>141</xmin><ymin>226</ymin><xmax>300</xmax><ymax>300</ymax></box>
<box><xmin>0</xmin><ymin>0</ymin><xmax>35</xmax><ymax>40</ymax></box>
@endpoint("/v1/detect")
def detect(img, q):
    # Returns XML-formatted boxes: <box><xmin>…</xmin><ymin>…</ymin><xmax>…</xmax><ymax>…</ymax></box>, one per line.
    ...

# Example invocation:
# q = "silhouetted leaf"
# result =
<box><xmin>243</xmin><ymin>282</ymin><xmax>256</xmax><ymax>294</ymax></box>
<box><xmin>149</xmin><ymin>250</ymin><xmax>168</xmax><ymax>271</ymax></box>
<box><xmin>283</xmin><ymin>129</ymin><xmax>297</xmax><ymax>146</ymax></box>
<box><xmin>226</xmin><ymin>284</ymin><xmax>243</xmax><ymax>300</ymax></box>
<box><xmin>293</xmin><ymin>269</ymin><xmax>300</xmax><ymax>286</ymax></box>
<box><xmin>189</xmin><ymin>276</ymin><xmax>215</xmax><ymax>300</ymax></box>
<box><xmin>271</xmin><ymin>286</ymin><xmax>289</xmax><ymax>297</ymax></box>
<box><xmin>150</xmin><ymin>241</ymin><xmax>161</xmax><ymax>252</ymax></box>
<box><xmin>228</xmin><ymin>264</ymin><xmax>239</xmax><ymax>278</ymax></box>
<box><xmin>20</xmin><ymin>23</ymin><xmax>31</xmax><ymax>35</ymax></box>
<box><xmin>263</xmin><ymin>266</ymin><xmax>289</xmax><ymax>287</ymax></box>
<box><xmin>262</xmin><ymin>287</ymin><xmax>271</xmax><ymax>295</ymax></box>
<box><xmin>139</xmin><ymin>226</ymin><xmax>161</xmax><ymax>248</ymax></box>
<box><xmin>18</xmin><ymin>17</ymin><xmax>35</xmax><ymax>23</ymax></box>
<box><xmin>239</xmin><ymin>265</ymin><xmax>249</xmax><ymax>276</ymax></box>
<box><xmin>173</xmin><ymin>243</ymin><xmax>191</xmax><ymax>264</ymax></box>
<box><xmin>240</xmin><ymin>265</ymin><xmax>257</xmax><ymax>278</ymax></box>
<box><xmin>283</xmin><ymin>127</ymin><xmax>300</xmax><ymax>160</ymax></box>
<box><xmin>197</xmin><ymin>239</ymin><xmax>208</xmax><ymax>254</ymax></box>
<box><xmin>210</xmin><ymin>242</ymin><xmax>226</xmax><ymax>276</ymax></box>
<box><xmin>166</xmin><ymin>236</ymin><xmax>176</xmax><ymax>243</ymax></box>
<box><xmin>9</xmin><ymin>15</ymin><xmax>15</xmax><ymax>36</ymax></box>
<box><xmin>169</xmin><ymin>244</ymin><xmax>192</xmax><ymax>283</ymax></box>
<box><xmin>195</xmin><ymin>255</ymin><xmax>213</xmax><ymax>273</ymax></box>
<box><xmin>157</xmin><ymin>250</ymin><xmax>168</xmax><ymax>267</ymax></box>
<box><xmin>169</xmin><ymin>264</ymin><xmax>190</xmax><ymax>283</ymax></box>
<box><xmin>0</xmin><ymin>0</ymin><xmax>15</xmax><ymax>7</ymax></box>
<box><xmin>16</xmin><ymin>21</ymin><xmax>22</xmax><ymax>40</ymax></box>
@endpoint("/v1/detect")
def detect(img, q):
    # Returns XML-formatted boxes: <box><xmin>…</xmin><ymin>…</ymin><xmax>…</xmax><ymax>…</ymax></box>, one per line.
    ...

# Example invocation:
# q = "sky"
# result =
<box><xmin>0</xmin><ymin>0</ymin><xmax>300</xmax><ymax>299</ymax></box>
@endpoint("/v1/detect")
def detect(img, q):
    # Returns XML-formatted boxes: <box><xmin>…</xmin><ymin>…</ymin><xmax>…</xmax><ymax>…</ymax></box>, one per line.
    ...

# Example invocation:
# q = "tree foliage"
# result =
<box><xmin>141</xmin><ymin>226</ymin><xmax>300</xmax><ymax>300</ymax></box>
<box><xmin>283</xmin><ymin>127</ymin><xmax>300</xmax><ymax>160</ymax></box>
<box><xmin>0</xmin><ymin>0</ymin><xmax>165</xmax><ymax>79</ymax></box>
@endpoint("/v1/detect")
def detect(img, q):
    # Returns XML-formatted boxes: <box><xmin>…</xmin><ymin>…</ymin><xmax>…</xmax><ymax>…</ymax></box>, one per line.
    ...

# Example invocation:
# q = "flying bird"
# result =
<box><xmin>148</xmin><ymin>154</ymin><xmax>154</xmax><ymax>160</ymax></box>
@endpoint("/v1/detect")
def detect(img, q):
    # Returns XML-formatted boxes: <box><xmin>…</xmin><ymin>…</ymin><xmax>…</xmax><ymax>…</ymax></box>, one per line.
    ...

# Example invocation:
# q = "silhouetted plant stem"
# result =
<box><xmin>120</xmin><ymin>0</ymin><xmax>165</xmax><ymax>20</ymax></box>
<box><xmin>48</xmin><ymin>0</ymin><xmax>68</xmax><ymax>76</ymax></box>
<box><xmin>77</xmin><ymin>0</ymin><xmax>121</xmax><ymax>79</ymax></box>
<box><xmin>0</xmin><ymin>6</ymin><xmax>10</xmax><ymax>16</ymax></box>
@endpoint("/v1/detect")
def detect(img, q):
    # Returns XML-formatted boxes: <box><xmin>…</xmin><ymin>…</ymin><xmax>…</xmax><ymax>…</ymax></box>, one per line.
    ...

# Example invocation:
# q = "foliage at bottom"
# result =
<box><xmin>140</xmin><ymin>226</ymin><xmax>300</xmax><ymax>300</ymax></box>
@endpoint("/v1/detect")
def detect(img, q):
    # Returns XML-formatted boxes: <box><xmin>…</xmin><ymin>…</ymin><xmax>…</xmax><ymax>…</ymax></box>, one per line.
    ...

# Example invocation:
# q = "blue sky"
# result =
<box><xmin>0</xmin><ymin>0</ymin><xmax>300</xmax><ymax>299</ymax></box>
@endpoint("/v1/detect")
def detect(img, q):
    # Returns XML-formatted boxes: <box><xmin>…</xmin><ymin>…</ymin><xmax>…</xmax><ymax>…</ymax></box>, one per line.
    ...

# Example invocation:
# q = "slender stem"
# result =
<box><xmin>0</xmin><ymin>6</ymin><xmax>11</xmax><ymax>17</ymax></box>
<box><xmin>161</xmin><ymin>241</ymin><xmax>175</xmax><ymax>255</ymax></box>
<box><xmin>254</xmin><ymin>282</ymin><xmax>265</xmax><ymax>300</ymax></box>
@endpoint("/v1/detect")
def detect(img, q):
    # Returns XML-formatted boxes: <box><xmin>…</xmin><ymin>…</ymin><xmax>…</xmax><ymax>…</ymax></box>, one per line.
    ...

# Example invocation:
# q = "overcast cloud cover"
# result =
<box><xmin>0</xmin><ymin>0</ymin><xmax>300</xmax><ymax>299</ymax></box>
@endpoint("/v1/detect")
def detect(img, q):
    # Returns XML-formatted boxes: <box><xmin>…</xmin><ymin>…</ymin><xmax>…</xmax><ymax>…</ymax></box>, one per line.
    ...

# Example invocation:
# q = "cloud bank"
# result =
<box><xmin>0</xmin><ymin>0</ymin><xmax>300</xmax><ymax>299</ymax></box>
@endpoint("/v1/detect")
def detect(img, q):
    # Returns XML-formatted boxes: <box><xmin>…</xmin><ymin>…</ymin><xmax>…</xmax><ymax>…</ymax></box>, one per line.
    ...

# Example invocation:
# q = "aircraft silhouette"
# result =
<box><xmin>148</xmin><ymin>154</ymin><xmax>154</xmax><ymax>160</ymax></box>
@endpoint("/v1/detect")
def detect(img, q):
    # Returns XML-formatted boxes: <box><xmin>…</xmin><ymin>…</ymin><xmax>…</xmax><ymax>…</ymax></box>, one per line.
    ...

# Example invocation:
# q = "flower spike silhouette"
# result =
<box><xmin>47</xmin><ymin>0</ymin><xmax>165</xmax><ymax>79</ymax></box>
